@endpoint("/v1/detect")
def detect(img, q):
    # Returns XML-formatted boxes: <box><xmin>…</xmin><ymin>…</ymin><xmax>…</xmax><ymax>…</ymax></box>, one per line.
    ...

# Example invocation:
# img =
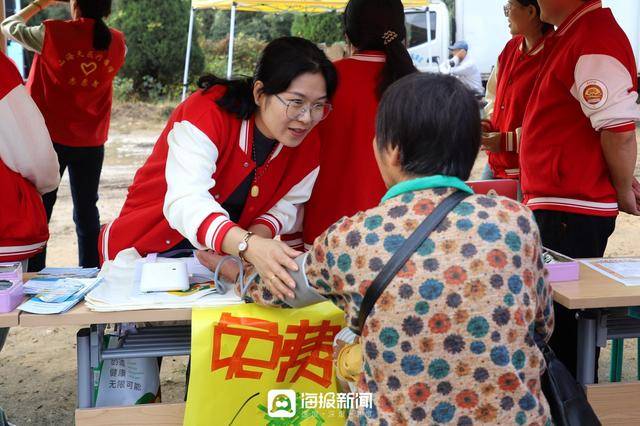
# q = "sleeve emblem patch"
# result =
<box><xmin>580</xmin><ymin>80</ymin><xmax>608</xmax><ymax>109</ymax></box>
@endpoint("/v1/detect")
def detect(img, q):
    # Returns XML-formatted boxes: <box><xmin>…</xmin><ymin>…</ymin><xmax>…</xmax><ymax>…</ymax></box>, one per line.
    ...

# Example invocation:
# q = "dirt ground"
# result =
<box><xmin>0</xmin><ymin>104</ymin><xmax>639</xmax><ymax>425</ymax></box>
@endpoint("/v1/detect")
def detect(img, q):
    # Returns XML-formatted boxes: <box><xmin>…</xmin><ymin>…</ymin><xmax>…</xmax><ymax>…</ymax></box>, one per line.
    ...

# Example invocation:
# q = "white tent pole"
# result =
<box><xmin>182</xmin><ymin>7</ymin><xmax>196</xmax><ymax>101</ymax></box>
<box><xmin>226</xmin><ymin>2</ymin><xmax>237</xmax><ymax>79</ymax></box>
<box><xmin>426</xmin><ymin>6</ymin><xmax>433</xmax><ymax>64</ymax></box>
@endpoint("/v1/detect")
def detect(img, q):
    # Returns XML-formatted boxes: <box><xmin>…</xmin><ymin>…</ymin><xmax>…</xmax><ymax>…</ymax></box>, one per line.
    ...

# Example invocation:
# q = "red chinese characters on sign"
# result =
<box><xmin>211</xmin><ymin>313</ymin><xmax>341</xmax><ymax>388</ymax></box>
<box><xmin>211</xmin><ymin>312</ymin><xmax>282</xmax><ymax>380</ymax></box>
<box><xmin>278</xmin><ymin>320</ymin><xmax>337</xmax><ymax>388</ymax></box>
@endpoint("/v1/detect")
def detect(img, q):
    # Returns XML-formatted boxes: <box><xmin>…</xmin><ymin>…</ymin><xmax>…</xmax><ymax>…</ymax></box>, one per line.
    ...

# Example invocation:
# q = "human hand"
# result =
<box><xmin>243</xmin><ymin>237</ymin><xmax>302</xmax><ymax>300</ymax></box>
<box><xmin>617</xmin><ymin>178</ymin><xmax>640</xmax><ymax>215</ymax></box>
<box><xmin>481</xmin><ymin>120</ymin><xmax>493</xmax><ymax>133</ymax></box>
<box><xmin>481</xmin><ymin>132</ymin><xmax>501</xmax><ymax>153</ymax></box>
<box><xmin>195</xmin><ymin>250</ymin><xmax>240</xmax><ymax>281</ymax></box>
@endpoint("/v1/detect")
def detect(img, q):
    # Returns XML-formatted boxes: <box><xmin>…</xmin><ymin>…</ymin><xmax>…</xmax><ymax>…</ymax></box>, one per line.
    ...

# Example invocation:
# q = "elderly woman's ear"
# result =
<box><xmin>373</xmin><ymin>137</ymin><xmax>404</xmax><ymax>188</ymax></box>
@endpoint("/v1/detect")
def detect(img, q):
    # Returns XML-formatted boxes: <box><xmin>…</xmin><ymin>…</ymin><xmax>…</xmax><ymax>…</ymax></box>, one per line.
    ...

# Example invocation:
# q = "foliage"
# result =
<box><xmin>112</xmin><ymin>76</ymin><xmax>134</xmax><ymax>101</ymax></box>
<box><xmin>108</xmin><ymin>0</ymin><xmax>205</xmax><ymax>99</ymax></box>
<box><xmin>197</xmin><ymin>10</ymin><xmax>293</xmax><ymax>42</ymax></box>
<box><xmin>199</xmin><ymin>34</ymin><xmax>267</xmax><ymax>79</ymax></box>
<box><xmin>291</xmin><ymin>12</ymin><xmax>344</xmax><ymax>44</ymax></box>
<box><xmin>28</xmin><ymin>2</ymin><xmax>71</xmax><ymax>24</ymax></box>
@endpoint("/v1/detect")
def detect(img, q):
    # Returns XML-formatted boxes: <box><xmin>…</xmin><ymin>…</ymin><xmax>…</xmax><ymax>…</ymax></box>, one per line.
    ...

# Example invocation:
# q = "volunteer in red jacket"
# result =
<box><xmin>2</xmin><ymin>0</ymin><xmax>126</xmax><ymax>270</ymax></box>
<box><xmin>482</xmin><ymin>0</ymin><xmax>553</xmax><ymax>184</ymax></box>
<box><xmin>101</xmin><ymin>37</ymin><xmax>337</xmax><ymax>292</ymax></box>
<box><xmin>0</xmin><ymin>51</ymin><xmax>59</xmax><ymax>351</ymax></box>
<box><xmin>301</xmin><ymin>0</ymin><xmax>417</xmax><ymax>249</ymax></box>
<box><xmin>521</xmin><ymin>0</ymin><xmax>640</xmax><ymax>377</ymax></box>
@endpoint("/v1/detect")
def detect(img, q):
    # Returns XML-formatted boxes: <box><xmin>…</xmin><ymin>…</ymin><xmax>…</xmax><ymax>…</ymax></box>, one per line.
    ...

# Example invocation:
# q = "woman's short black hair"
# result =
<box><xmin>198</xmin><ymin>37</ymin><xmax>338</xmax><ymax>120</ymax></box>
<box><xmin>376</xmin><ymin>73</ymin><xmax>481</xmax><ymax>180</ymax></box>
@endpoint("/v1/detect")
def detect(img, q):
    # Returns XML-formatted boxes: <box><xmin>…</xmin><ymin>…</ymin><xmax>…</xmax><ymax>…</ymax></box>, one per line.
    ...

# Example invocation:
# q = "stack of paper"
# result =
<box><xmin>581</xmin><ymin>258</ymin><xmax>640</xmax><ymax>286</ymax></box>
<box><xmin>84</xmin><ymin>248</ymin><xmax>242</xmax><ymax>312</ymax></box>
<box><xmin>36</xmin><ymin>267</ymin><xmax>99</xmax><ymax>278</ymax></box>
<box><xmin>18</xmin><ymin>277</ymin><xmax>103</xmax><ymax>314</ymax></box>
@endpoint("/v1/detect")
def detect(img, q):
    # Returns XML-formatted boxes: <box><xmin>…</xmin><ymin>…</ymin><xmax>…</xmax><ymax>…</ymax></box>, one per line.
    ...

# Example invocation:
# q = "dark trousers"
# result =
<box><xmin>29</xmin><ymin>143</ymin><xmax>104</xmax><ymax>271</ymax></box>
<box><xmin>534</xmin><ymin>210</ymin><xmax>616</xmax><ymax>379</ymax></box>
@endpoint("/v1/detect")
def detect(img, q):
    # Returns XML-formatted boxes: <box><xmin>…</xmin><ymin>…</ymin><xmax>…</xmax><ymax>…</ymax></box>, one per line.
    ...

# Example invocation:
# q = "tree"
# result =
<box><xmin>291</xmin><ymin>12</ymin><xmax>344</xmax><ymax>44</ymax></box>
<box><xmin>198</xmin><ymin>10</ymin><xmax>293</xmax><ymax>42</ymax></box>
<box><xmin>200</xmin><ymin>34</ymin><xmax>266</xmax><ymax>78</ymax></box>
<box><xmin>108</xmin><ymin>0</ymin><xmax>205</xmax><ymax>97</ymax></box>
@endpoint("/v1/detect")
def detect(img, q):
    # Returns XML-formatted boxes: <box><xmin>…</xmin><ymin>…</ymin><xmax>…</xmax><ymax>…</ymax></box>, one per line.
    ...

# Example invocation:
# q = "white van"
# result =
<box><xmin>408</xmin><ymin>0</ymin><xmax>640</xmax><ymax>82</ymax></box>
<box><xmin>405</xmin><ymin>1</ymin><xmax>450</xmax><ymax>73</ymax></box>
<box><xmin>407</xmin><ymin>0</ymin><xmax>509</xmax><ymax>79</ymax></box>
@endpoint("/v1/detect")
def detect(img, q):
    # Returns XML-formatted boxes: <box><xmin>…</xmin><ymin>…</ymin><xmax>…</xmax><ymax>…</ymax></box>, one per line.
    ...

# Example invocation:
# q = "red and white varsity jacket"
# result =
<box><xmin>520</xmin><ymin>0</ymin><xmax>640</xmax><ymax>216</ymax></box>
<box><xmin>0</xmin><ymin>52</ymin><xmax>59</xmax><ymax>262</ymax></box>
<box><xmin>99</xmin><ymin>86</ymin><xmax>320</xmax><ymax>262</ymax></box>
<box><xmin>302</xmin><ymin>51</ymin><xmax>388</xmax><ymax>248</ymax></box>
<box><xmin>27</xmin><ymin>18</ymin><xmax>126</xmax><ymax>147</ymax></box>
<box><xmin>485</xmin><ymin>34</ymin><xmax>550</xmax><ymax>179</ymax></box>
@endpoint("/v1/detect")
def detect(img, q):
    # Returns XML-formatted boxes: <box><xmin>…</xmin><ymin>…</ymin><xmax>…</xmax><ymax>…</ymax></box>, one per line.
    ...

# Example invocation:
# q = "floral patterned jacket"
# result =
<box><xmin>244</xmin><ymin>183</ymin><xmax>554</xmax><ymax>426</ymax></box>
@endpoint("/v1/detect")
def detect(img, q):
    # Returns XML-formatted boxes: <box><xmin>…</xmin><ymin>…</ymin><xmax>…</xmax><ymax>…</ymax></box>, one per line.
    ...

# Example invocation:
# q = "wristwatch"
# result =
<box><xmin>237</xmin><ymin>232</ymin><xmax>254</xmax><ymax>262</ymax></box>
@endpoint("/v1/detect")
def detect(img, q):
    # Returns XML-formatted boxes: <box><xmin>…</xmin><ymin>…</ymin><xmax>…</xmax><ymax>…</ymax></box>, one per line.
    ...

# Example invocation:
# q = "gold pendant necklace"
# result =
<box><xmin>250</xmin><ymin>134</ymin><xmax>276</xmax><ymax>198</ymax></box>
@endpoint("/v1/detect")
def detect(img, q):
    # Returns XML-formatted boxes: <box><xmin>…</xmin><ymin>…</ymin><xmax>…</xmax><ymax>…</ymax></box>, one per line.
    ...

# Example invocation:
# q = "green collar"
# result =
<box><xmin>382</xmin><ymin>175</ymin><xmax>474</xmax><ymax>202</ymax></box>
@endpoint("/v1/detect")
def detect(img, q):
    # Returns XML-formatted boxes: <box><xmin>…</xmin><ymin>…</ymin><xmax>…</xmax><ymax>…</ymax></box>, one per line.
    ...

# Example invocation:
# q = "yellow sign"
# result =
<box><xmin>184</xmin><ymin>302</ymin><xmax>347</xmax><ymax>425</ymax></box>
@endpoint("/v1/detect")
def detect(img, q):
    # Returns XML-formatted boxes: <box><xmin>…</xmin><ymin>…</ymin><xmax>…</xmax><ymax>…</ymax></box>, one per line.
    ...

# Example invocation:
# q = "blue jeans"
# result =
<box><xmin>29</xmin><ymin>143</ymin><xmax>104</xmax><ymax>271</ymax></box>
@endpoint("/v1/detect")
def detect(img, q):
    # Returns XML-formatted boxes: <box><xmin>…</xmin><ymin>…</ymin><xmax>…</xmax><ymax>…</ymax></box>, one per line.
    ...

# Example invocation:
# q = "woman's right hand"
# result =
<box><xmin>481</xmin><ymin>132</ymin><xmax>501</xmax><ymax>153</ymax></box>
<box><xmin>243</xmin><ymin>237</ymin><xmax>302</xmax><ymax>300</ymax></box>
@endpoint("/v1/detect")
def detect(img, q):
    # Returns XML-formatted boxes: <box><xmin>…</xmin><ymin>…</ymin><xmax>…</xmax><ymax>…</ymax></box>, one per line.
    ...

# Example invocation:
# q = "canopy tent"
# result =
<box><xmin>192</xmin><ymin>0</ymin><xmax>430</xmax><ymax>13</ymax></box>
<box><xmin>182</xmin><ymin>0</ymin><xmax>431</xmax><ymax>99</ymax></box>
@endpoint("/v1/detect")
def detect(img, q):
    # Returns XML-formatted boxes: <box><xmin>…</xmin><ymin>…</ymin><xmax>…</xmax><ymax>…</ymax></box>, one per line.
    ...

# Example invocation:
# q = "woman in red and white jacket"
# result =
<box><xmin>2</xmin><ymin>0</ymin><xmax>126</xmax><ymax>270</ymax></box>
<box><xmin>482</xmin><ymin>0</ymin><xmax>553</xmax><ymax>183</ymax></box>
<box><xmin>301</xmin><ymin>0</ymin><xmax>417</xmax><ymax>249</ymax></box>
<box><xmin>0</xmin><ymin>51</ymin><xmax>59</xmax><ymax>266</ymax></box>
<box><xmin>101</xmin><ymin>37</ymin><xmax>337</xmax><ymax>292</ymax></box>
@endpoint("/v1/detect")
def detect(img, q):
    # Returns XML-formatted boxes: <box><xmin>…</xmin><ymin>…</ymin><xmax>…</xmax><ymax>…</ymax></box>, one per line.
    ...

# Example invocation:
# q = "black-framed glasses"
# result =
<box><xmin>274</xmin><ymin>94</ymin><xmax>332</xmax><ymax>122</ymax></box>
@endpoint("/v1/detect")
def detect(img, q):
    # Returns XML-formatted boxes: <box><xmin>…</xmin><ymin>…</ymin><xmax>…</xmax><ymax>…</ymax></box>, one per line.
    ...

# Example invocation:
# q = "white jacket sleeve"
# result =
<box><xmin>484</xmin><ymin>62</ymin><xmax>499</xmax><ymax>119</ymax></box>
<box><xmin>163</xmin><ymin>120</ymin><xmax>232</xmax><ymax>250</ymax></box>
<box><xmin>253</xmin><ymin>167</ymin><xmax>320</xmax><ymax>236</ymax></box>
<box><xmin>0</xmin><ymin>84</ymin><xmax>59</xmax><ymax>194</ymax></box>
<box><xmin>572</xmin><ymin>54</ymin><xmax>640</xmax><ymax>131</ymax></box>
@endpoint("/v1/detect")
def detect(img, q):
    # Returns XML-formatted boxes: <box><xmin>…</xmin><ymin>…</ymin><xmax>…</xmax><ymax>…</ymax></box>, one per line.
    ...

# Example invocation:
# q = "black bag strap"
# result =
<box><xmin>356</xmin><ymin>190</ymin><xmax>471</xmax><ymax>335</ymax></box>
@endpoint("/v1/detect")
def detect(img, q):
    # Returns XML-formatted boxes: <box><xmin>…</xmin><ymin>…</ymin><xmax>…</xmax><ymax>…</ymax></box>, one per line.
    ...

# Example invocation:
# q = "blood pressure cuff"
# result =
<box><xmin>282</xmin><ymin>253</ymin><xmax>327</xmax><ymax>308</ymax></box>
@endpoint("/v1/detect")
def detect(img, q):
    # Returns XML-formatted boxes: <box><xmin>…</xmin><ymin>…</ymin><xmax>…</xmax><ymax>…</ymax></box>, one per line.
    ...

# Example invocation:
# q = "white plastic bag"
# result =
<box><xmin>94</xmin><ymin>335</ymin><xmax>160</xmax><ymax>406</ymax></box>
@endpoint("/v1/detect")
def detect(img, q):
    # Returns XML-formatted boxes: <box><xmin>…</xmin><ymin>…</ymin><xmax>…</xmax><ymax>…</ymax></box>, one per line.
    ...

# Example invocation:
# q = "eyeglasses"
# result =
<box><xmin>274</xmin><ymin>94</ymin><xmax>332</xmax><ymax>122</ymax></box>
<box><xmin>503</xmin><ymin>2</ymin><xmax>521</xmax><ymax>17</ymax></box>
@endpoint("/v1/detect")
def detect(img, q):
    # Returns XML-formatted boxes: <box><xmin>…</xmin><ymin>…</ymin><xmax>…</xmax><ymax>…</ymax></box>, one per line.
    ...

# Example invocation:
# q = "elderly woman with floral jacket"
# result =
<box><xmin>202</xmin><ymin>73</ymin><xmax>554</xmax><ymax>426</ymax></box>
